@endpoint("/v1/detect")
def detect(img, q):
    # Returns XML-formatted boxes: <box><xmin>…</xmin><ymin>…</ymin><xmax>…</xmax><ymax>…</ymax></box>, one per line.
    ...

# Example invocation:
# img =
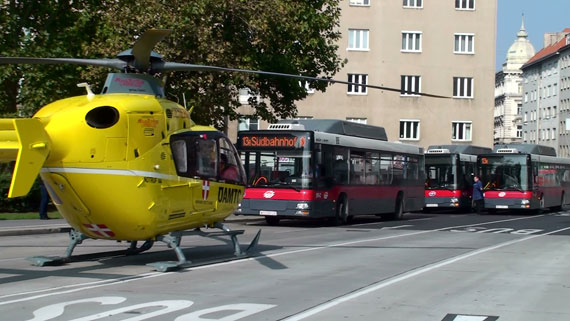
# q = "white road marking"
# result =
<box><xmin>281</xmin><ymin>226</ymin><xmax>570</xmax><ymax>321</ymax></box>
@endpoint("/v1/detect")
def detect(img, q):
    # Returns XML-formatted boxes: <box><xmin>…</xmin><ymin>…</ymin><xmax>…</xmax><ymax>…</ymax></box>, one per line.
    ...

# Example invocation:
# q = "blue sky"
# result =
<box><xmin>496</xmin><ymin>0</ymin><xmax>570</xmax><ymax>71</ymax></box>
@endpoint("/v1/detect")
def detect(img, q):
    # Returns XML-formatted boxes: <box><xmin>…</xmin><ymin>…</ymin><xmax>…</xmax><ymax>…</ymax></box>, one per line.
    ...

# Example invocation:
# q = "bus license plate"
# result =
<box><xmin>260</xmin><ymin>210</ymin><xmax>278</xmax><ymax>216</ymax></box>
<box><xmin>496</xmin><ymin>205</ymin><xmax>509</xmax><ymax>209</ymax></box>
<box><xmin>425</xmin><ymin>204</ymin><xmax>438</xmax><ymax>207</ymax></box>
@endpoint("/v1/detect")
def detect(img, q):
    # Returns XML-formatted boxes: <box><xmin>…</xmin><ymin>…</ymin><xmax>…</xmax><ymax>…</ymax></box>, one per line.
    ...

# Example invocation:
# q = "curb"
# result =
<box><xmin>0</xmin><ymin>226</ymin><xmax>72</xmax><ymax>237</ymax></box>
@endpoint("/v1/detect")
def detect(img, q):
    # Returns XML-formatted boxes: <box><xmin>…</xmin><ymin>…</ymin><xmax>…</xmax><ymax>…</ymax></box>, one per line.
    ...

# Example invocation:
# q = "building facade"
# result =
<box><xmin>231</xmin><ymin>0</ymin><xmax>497</xmax><ymax>149</ymax></box>
<box><xmin>521</xmin><ymin>29</ymin><xmax>570</xmax><ymax>156</ymax></box>
<box><xmin>494</xmin><ymin>17</ymin><xmax>535</xmax><ymax>144</ymax></box>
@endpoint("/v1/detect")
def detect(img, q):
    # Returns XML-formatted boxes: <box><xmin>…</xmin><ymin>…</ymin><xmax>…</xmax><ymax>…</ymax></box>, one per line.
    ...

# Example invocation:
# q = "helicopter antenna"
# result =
<box><xmin>182</xmin><ymin>92</ymin><xmax>187</xmax><ymax>109</ymax></box>
<box><xmin>77</xmin><ymin>82</ymin><xmax>95</xmax><ymax>99</ymax></box>
<box><xmin>188</xmin><ymin>105</ymin><xmax>195</xmax><ymax>115</ymax></box>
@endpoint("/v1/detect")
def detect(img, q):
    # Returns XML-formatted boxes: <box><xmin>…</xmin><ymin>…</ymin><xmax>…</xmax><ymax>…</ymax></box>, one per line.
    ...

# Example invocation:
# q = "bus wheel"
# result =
<box><xmin>265</xmin><ymin>216</ymin><xmax>280</xmax><ymax>226</ymax></box>
<box><xmin>335</xmin><ymin>197</ymin><xmax>349</xmax><ymax>225</ymax></box>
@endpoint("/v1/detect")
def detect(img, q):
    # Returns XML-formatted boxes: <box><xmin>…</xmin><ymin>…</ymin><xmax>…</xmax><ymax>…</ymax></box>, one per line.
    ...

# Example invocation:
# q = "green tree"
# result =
<box><xmin>1</xmin><ymin>0</ymin><xmax>344</xmax><ymax>126</ymax></box>
<box><xmin>0</xmin><ymin>0</ymin><xmax>105</xmax><ymax>116</ymax></box>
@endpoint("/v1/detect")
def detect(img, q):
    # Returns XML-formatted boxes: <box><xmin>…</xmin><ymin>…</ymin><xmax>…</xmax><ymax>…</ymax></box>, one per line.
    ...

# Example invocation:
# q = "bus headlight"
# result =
<box><xmin>521</xmin><ymin>199</ymin><xmax>530</xmax><ymax>208</ymax></box>
<box><xmin>450</xmin><ymin>198</ymin><xmax>459</xmax><ymax>207</ymax></box>
<box><xmin>296</xmin><ymin>203</ymin><xmax>310</xmax><ymax>210</ymax></box>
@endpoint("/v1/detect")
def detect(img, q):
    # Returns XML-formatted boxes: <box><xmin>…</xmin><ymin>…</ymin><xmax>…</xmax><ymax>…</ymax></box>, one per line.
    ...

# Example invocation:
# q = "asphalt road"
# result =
<box><xmin>1</xmin><ymin>210</ymin><xmax>570</xmax><ymax>320</ymax></box>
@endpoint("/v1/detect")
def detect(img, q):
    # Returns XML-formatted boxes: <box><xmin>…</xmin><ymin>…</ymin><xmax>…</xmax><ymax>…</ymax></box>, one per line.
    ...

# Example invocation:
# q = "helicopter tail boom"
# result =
<box><xmin>0</xmin><ymin>119</ymin><xmax>51</xmax><ymax>197</ymax></box>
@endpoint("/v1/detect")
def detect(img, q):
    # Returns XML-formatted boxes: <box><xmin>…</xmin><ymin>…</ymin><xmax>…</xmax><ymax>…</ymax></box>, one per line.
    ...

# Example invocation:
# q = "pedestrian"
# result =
<box><xmin>472</xmin><ymin>175</ymin><xmax>484</xmax><ymax>214</ymax></box>
<box><xmin>39</xmin><ymin>182</ymin><xmax>49</xmax><ymax>220</ymax></box>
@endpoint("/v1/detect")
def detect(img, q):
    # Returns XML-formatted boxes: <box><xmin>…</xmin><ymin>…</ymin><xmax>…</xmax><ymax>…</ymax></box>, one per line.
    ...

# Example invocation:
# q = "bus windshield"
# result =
<box><xmin>242</xmin><ymin>150</ymin><xmax>313</xmax><ymax>190</ymax></box>
<box><xmin>425</xmin><ymin>156</ymin><xmax>457</xmax><ymax>190</ymax></box>
<box><xmin>478</xmin><ymin>155</ymin><xmax>529</xmax><ymax>191</ymax></box>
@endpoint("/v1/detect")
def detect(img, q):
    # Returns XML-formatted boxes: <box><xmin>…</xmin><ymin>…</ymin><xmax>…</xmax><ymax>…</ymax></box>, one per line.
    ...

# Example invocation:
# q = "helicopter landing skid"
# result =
<box><xmin>26</xmin><ymin>229</ymin><xmax>89</xmax><ymax>266</ymax></box>
<box><xmin>147</xmin><ymin>223</ymin><xmax>261</xmax><ymax>272</ymax></box>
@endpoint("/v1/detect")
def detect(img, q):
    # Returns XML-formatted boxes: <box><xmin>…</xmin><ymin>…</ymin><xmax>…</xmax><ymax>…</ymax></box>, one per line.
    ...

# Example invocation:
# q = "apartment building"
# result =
<box><xmin>231</xmin><ymin>0</ymin><xmax>497</xmax><ymax>149</ymax></box>
<box><xmin>521</xmin><ymin>29</ymin><xmax>570</xmax><ymax>156</ymax></box>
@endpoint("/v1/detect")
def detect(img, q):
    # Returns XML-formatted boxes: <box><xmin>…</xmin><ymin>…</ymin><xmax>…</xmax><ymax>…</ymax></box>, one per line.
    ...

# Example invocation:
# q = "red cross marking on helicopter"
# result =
<box><xmin>84</xmin><ymin>224</ymin><xmax>115</xmax><ymax>238</ymax></box>
<box><xmin>202</xmin><ymin>180</ymin><xmax>210</xmax><ymax>200</ymax></box>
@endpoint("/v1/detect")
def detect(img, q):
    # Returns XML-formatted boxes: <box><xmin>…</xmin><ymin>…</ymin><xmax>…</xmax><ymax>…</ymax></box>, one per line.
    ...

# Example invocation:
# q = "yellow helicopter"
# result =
<box><xmin>0</xmin><ymin>29</ymin><xmax>262</xmax><ymax>272</ymax></box>
<box><xmin>0</xmin><ymin>29</ymin><xmax>447</xmax><ymax>272</ymax></box>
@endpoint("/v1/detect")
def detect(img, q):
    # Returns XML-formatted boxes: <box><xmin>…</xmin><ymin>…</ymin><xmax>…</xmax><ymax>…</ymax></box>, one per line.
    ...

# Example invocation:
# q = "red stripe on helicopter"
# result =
<box><xmin>83</xmin><ymin>224</ymin><xmax>115</xmax><ymax>238</ymax></box>
<box><xmin>202</xmin><ymin>180</ymin><xmax>210</xmax><ymax>200</ymax></box>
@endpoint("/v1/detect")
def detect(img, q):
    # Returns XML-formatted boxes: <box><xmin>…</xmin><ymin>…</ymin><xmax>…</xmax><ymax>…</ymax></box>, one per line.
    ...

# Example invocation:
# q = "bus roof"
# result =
<box><xmin>271</xmin><ymin>119</ymin><xmax>388</xmax><ymax>141</ymax></box>
<box><xmin>427</xmin><ymin>144</ymin><xmax>492</xmax><ymax>155</ymax></box>
<box><xmin>492</xmin><ymin>144</ymin><xmax>556</xmax><ymax>156</ymax></box>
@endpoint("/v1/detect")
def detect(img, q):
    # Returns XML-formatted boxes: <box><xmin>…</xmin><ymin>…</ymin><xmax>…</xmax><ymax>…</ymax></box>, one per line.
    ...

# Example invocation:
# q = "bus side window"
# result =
<box><xmin>380</xmin><ymin>155</ymin><xmax>392</xmax><ymax>184</ymax></box>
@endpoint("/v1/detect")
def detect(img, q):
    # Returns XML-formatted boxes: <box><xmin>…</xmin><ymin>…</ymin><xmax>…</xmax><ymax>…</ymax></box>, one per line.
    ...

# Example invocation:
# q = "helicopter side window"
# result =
<box><xmin>171</xmin><ymin>140</ymin><xmax>187</xmax><ymax>173</ymax></box>
<box><xmin>171</xmin><ymin>134</ymin><xmax>217</xmax><ymax>180</ymax></box>
<box><xmin>193</xmin><ymin>138</ymin><xmax>218</xmax><ymax>178</ymax></box>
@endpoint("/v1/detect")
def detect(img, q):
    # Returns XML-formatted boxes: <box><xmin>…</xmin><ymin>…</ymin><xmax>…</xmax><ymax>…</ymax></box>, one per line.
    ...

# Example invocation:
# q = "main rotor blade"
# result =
<box><xmin>132</xmin><ymin>29</ymin><xmax>172</xmax><ymax>70</ymax></box>
<box><xmin>0</xmin><ymin>57</ymin><xmax>127</xmax><ymax>70</ymax></box>
<box><xmin>157</xmin><ymin>62</ymin><xmax>450</xmax><ymax>99</ymax></box>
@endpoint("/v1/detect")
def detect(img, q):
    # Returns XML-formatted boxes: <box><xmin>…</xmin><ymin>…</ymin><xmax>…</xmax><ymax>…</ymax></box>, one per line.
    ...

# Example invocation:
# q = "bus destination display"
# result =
<box><xmin>239</xmin><ymin>133</ymin><xmax>310</xmax><ymax>150</ymax></box>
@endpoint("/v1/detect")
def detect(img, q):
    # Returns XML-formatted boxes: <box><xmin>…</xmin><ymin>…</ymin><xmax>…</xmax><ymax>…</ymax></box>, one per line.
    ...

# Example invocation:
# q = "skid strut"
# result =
<box><xmin>26</xmin><ymin>229</ymin><xmax>89</xmax><ymax>266</ymax></box>
<box><xmin>26</xmin><ymin>229</ymin><xmax>155</xmax><ymax>267</ymax></box>
<box><xmin>147</xmin><ymin>223</ymin><xmax>261</xmax><ymax>272</ymax></box>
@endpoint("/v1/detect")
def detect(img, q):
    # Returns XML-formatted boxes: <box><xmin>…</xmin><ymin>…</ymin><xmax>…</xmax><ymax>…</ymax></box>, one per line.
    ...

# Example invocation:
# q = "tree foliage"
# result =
<box><xmin>0</xmin><ymin>0</ymin><xmax>344</xmax><ymax>127</ymax></box>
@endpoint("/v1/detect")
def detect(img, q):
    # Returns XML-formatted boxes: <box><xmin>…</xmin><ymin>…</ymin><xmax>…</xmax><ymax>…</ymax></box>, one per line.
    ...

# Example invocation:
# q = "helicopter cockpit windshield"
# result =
<box><xmin>171</xmin><ymin>131</ymin><xmax>246</xmax><ymax>185</ymax></box>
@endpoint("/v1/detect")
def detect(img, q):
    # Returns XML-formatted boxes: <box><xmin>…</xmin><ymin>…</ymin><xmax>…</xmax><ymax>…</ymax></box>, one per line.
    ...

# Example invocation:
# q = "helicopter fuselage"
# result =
<box><xmin>28</xmin><ymin>91</ymin><xmax>245</xmax><ymax>241</ymax></box>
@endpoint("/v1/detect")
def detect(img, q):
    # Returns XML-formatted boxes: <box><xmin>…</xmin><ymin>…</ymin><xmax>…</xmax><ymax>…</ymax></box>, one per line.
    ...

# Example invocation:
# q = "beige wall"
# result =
<box><xmin>230</xmin><ymin>1</ymin><xmax>497</xmax><ymax>150</ymax></box>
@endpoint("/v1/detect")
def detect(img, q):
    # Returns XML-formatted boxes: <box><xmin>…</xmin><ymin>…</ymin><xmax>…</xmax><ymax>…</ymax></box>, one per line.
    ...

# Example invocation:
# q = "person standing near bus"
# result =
<box><xmin>472</xmin><ymin>175</ymin><xmax>484</xmax><ymax>214</ymax></box>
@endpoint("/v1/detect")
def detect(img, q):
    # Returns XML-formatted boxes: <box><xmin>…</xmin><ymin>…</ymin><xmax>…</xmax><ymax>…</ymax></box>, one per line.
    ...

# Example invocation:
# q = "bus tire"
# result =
<box><xmin>335</xmin><ymin>196</ymin><xmax>349</xmax><ymax>225</ymax></box>
<box><xmin>265</xmin><ymin>216</ymin><xmax>280</xmax><ymax>226</ymax></box>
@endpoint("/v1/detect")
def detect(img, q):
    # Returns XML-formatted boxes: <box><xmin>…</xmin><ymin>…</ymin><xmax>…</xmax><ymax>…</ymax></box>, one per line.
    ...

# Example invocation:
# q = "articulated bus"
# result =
<box><xmin>477</xmin><ymin>144</ymin><xmax>570</xmax><ymax>211</ymax></box>
<box><xmin>424</xmin><ymin>145</ymin><xmax>492</xmax><ymax>211</ymax></box>
<box><xmin>235</xmin><ymin>119</ymin><xmax>425</xmax><ymax>225</ymax></box>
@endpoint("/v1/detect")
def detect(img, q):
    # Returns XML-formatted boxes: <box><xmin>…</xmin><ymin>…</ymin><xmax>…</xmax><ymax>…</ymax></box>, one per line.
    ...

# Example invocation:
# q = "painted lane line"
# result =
<box><xmin>280</xmin><ymin>226</ymin><xmax>570</xmax><ymax>321</ymax></box>
<box><xmin>0</xmin><ymin>213</ymin><xmax>551</xmax><ymax>306</ymax></box>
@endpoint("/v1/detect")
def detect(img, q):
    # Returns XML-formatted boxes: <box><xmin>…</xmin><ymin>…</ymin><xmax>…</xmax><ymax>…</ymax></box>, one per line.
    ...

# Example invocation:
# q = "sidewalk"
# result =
<box><xmin>0</xmin><ymin>214</ymin><xmax>264</xmax><ymax>237</ymax></box>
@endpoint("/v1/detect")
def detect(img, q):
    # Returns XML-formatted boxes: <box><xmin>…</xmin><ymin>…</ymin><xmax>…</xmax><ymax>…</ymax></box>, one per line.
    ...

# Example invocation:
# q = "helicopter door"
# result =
<box><xmin>170</xmin><ymin>131</ymin><xmax>245</xmax><ymax>185</ymax></box>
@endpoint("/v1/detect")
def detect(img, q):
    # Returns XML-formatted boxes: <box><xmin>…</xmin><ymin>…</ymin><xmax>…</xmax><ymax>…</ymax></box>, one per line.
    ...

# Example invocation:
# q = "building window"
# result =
<box><xmin>347</xmin><ymin>73</ymin><xmax>368</xmax><ymax>94</ymax></box>
<box><xmin>399</xmin><ymin>120</ymin><xmax>420</xmax><ymax>140</ymax></box>
<box><xmin>403</xmin><ymin>0</ymin><xmax>422</xmax><ymax>8</ymax></box>
<box><xmin>452</xmin><ymin>121</ymin><xmax>472</xmax><ymax>141</ymax></box>
<box><xmin>348</xmin><ymin>29</ymin><xmax>369</xmax><ymax>50</ymax></box>
<box><xmin>517</xmin><ymin>125</ymin><xmax>522</xmax><ymax>138</ymax></box>
<box><xmin>347</xmin><ymin>117</ymin><xmax>367</xmax><ymax>124</ymax></box>
<box><xmin>401</xmin><ymin>32</ymin><xmax>422</xmax><ymax>52</ymax></box>
<box><xmin>453</xmin><ymin>77</ymin><xmax>474</xmax><ymax>98</ymax></box>
<box><xmin>517</xmin><ymin>104</ymin><xmax>522</xmax><ymax>115</ymax></box>
<box><xmin>299</xmin><ymin>81</ymin><xmax>315</xmax><ymax>94</ymax></box>
<box><xmin>350</xmin><ymin>0</ymin><xmax>370</xmax><ymax>6</ymax></box>
<box><xmin>455</xmin><ymin>0</ymin><xmax>475</xmax><ymax>10</ymax></box>
<box><xmin>454</xmin><ymin>34</ymin><xmax>474</xmax><ymax>54</ymax></box>
<box><xmin>401</xmin><ymin>75</ymin><xmax>421</xmax><ymax>96</ymax></box>
<box><xmin>238</xmin><ymin>118</ymin><xmax>259</xmax><ymax>131</ymax></box>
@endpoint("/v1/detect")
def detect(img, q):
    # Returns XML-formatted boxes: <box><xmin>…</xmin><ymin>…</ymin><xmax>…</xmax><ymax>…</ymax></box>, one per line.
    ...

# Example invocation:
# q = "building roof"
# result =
<box><xmin>522</xmin><ymin>28</ymin><xmax>570</xmax><ymax>69</ymax></box>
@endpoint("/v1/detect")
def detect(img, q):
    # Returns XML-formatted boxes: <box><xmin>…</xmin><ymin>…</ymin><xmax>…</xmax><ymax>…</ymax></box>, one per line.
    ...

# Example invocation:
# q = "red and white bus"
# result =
<box><xmin>424</xmin><ymin>145</ymin><xmax>492</xmax><ymax>211</ymax></box>
<box><xmin>235</xmin><ymin>119</ymin><xmax>425</xmax><ymax>225</ymax></box>
<box><xmin>477</xmin><ymin>144</ymin><xmax>570</xmax><ymax>211</ymax></box>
